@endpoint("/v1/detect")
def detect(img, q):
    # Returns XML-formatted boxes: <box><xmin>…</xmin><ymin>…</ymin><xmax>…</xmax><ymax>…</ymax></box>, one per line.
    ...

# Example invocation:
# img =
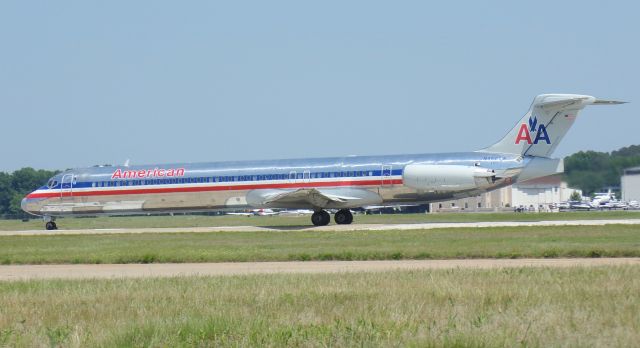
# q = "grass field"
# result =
<box><xmin>3</xmin><ymin>210</ymin><xmax>640</xmax><ymax>231</ymax></box>
<box><xmin>0</xmin><ymin>266</ymin><xmax>638</xmax><ymax>347</ymax></box>
<box><xmin>1</xmin><ymin>225</ymin><xmax>639</xmax><ymax>264</ymax></box>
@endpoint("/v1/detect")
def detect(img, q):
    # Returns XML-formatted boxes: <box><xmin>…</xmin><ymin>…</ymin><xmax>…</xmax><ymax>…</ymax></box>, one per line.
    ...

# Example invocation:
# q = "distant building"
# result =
<box><xmin>430</xmin><ymin>174</ymin><xmax>581</xmax><ymax>212</ymax></box>
<box><xmin>430</xmin><ymin>186</ymin><xmax>512</xmax><ymax>213</ymax></box>
<box><xmin>621</xmin><ymin>166</ymin><xmax>640</xmax><ymax>202</ymax></box>
<box><xmin>511</xmin><ymin>175</ymin><xmax>582</xmax><ymax>211</ymax></box>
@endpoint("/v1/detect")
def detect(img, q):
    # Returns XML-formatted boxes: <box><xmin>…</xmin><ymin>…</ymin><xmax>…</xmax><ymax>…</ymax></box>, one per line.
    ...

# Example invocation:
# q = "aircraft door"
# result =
<box><xmin>381</xmin><ymin>165</ymin><xmax>393</xmax><ymax>186</ymax></box>
<box><xmin>60</xmin><ymin>174</ymin><xmax>75</xmax><ymax>200</ymax></box>
<box><xmin>289</xmin><ymin>171</ymin><xmax>297</xmax><ymax>183</ymax></box>
<box><xmin>303</xmin><ymin>170</ymin><xmax>311</xmax><ymax>183</ymax></box>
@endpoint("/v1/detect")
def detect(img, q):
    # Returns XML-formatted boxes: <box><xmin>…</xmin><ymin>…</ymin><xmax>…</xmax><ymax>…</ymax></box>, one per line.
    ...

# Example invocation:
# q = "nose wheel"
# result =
<box><xmin>311</xmin><ymin>210</ymin><xmax>331</xmax><ymax>226</ymax></box>
<box><xmin>45</xmin><ymin>221</ymin><xmax>58</xmax><ymax>230</ymax></box>
<box><xmin>334</xmin><ymin>209</ymin><xmax>353</xmax><ymax>225</ymax></box>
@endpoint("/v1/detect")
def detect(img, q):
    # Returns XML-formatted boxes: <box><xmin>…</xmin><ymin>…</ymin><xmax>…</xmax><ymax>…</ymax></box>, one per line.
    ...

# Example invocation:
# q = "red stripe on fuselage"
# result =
<box><xmin>26</xmin><ymin>179</ymin><xmax>403</xmax><ymax>199</ymax></box>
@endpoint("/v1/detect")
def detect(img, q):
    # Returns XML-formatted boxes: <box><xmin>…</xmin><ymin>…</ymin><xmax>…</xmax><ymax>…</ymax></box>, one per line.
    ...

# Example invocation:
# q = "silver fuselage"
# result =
<box><xmin>22</xmin><ymin>151</ymin><xmax>532</xmax><ymax>217</ymax></box>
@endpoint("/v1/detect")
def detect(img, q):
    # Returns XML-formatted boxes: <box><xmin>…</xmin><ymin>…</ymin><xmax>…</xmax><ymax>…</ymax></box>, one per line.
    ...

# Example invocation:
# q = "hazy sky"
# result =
<box><xmin>1</xmin><ymin>1</ymin><xmax>638</xmax><ymax>172</ymax></box>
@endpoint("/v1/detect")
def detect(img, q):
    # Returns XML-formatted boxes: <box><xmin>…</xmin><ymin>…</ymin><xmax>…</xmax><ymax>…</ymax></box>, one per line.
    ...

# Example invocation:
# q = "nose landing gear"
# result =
<box><xmin>44</xmin><ymin>216</ymin><xmax>57</xmax><ymax>230</ymax></box>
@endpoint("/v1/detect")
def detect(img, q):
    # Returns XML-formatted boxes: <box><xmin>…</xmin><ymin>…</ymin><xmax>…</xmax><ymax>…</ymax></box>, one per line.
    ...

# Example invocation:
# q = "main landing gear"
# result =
<box><xmin>334</xmin><ymin>209</ymin><xmax>353</xmax><ymax>225</ymax></box>
<box><xmin>311</xmin><ymin>210</ymin><xmax>331</xmax><ymax>226</ymax></box>
<box><xmin>310</xmin><ymin>209</ymin><xmax>353</xmax><ymax>226</ymax></box>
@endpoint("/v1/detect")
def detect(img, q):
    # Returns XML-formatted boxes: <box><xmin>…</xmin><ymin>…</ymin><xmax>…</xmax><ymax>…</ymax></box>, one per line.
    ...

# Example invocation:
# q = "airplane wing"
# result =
<box><xmin>246</xmin><ymin>188</ymin><xmax>383</xmax><ymax>209</ymax></box>
<box><xmin>261</xmin><ymin>188</ymin><xmax>363</xmax><ymax>207</ymax></box>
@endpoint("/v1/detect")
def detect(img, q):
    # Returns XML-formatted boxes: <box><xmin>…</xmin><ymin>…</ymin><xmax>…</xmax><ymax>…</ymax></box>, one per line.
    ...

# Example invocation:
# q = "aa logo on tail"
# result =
<box><xmin>515</xmin><ymin>116</ymin><xmax>550</xmax><ymax>145</ymax></box>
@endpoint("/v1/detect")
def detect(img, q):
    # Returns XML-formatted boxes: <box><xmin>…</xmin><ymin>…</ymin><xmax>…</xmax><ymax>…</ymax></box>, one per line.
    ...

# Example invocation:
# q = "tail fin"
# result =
<box><xmin>481</xmin><ymin>94</ymin><xmax>625</xmax><ymax>157</ymax></box>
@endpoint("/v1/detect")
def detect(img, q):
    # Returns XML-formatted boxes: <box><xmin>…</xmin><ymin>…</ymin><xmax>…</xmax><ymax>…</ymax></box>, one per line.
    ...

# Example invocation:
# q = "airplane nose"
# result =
<box><xmin>21</xmin><ymin>196</ymin><xmax>39</xmax><ymax>215</ymax></box>
<box><xmin>21</xmin><ymin>197</ymin><xmax>29</xmax><ymax>213</ymax></box>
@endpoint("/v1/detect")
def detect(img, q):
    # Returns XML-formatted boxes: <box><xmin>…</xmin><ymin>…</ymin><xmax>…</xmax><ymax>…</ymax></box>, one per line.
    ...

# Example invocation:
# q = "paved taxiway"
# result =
<box><xmin>1</xmin><ymin>258</ymin><xmax>638</xmax><ymax>280</ymax></box>
<box><xmin>2</xmin><ymin>218</ymin><xmax>640</xmax><ymax>236</ymax></box>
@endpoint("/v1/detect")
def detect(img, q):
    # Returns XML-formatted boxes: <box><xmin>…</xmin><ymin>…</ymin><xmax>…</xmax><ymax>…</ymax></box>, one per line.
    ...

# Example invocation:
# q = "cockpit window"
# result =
<box><xmin>47</xmin><ymin>179</ymin><xmax>58</xmax><ymax>188</ymax></box>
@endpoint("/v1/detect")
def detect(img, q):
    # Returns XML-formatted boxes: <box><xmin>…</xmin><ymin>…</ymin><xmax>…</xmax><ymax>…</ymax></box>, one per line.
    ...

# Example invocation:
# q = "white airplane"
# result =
<box><xmin>21</xmin><ymin>94</ymin><xmax>625</xmax><ymax>229</ymax></box>
<box><xmin>278</xmin><ymin>209</ymin><xmax>315</xmax><ymax>216</ymax></box>
<box><xmin>227</xmin><ymin>209</ymin><xmax>279</xmax><ymax>216</ymax></box>
<box><xmin>590</xmin><ymin>190</ymin><xmax>615</xmax><ymax>208</ymax></box>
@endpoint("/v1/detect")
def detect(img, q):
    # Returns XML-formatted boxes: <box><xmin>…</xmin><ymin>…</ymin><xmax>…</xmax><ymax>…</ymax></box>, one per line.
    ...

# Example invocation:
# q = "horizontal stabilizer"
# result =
<box><xmin>593</xmin><ymin>99</ymin><xmax>627</xmax><ymax>105</ymax></box>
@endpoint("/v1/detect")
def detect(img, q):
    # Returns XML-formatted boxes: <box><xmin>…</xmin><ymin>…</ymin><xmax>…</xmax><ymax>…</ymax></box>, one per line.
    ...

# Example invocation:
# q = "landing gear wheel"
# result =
<box><xmin>334</xmin><ymin>209</ymin><xmax>353</xmax><ymax>225</ymax></box>
<box><xmin>45</xmin><ymin>221</ymin><xmax>57</xmax><ymax>230</ymax></box>
<box><xmin>311</xmin><ymin>210</ymin><xmax>331</xmax><ymax>226</ymax></box>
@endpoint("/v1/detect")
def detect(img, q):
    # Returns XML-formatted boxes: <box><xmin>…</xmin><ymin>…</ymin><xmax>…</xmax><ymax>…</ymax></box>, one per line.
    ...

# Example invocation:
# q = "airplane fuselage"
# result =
<box><xmin>22</xmin><ymin>151</ymin><xmax>523</xmax><ymax>217</ymax></box>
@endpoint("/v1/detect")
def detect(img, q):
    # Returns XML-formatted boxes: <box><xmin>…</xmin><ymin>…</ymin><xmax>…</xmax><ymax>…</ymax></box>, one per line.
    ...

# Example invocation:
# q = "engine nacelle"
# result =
<box><xmin>402</xmin><ymin>164</ymin><xmax>495</xmax><ymax>191</ymax></box>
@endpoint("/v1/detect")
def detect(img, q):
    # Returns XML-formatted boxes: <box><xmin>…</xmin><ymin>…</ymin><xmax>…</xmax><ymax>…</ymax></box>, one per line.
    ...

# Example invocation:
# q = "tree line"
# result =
<box><xmin>564</xmin><ymin>144</ymin><xmax>640</xmax><ymax>196</ymax></box>
<box><xmin>1</xmin><ymin>145</ymin><xmax>639</xmax><ymax>218</ymax></box>
<box><xmin>0</xmin><ymin>168</ymin><xmax>59</xmax><ymax>218</ymax></box>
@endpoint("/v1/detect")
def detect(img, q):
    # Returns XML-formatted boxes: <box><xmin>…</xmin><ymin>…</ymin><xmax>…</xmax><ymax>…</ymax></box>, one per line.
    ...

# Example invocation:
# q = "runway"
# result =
<box><xmin>1</xmin><ymin>258</ymin><xmax>638</xmax><ymax>280</ymax></box>
<box><xmin>2</xmin><ymin>218</ymin><xmax>640</xmax><ymax>236</ymax></box>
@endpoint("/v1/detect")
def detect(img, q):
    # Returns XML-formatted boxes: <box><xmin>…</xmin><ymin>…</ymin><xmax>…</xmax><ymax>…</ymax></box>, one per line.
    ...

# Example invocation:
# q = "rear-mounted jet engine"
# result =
<box><xmin>402</xmin><ymin>164</ymin><xmax>495</xmax><ymax>191</ymax></box>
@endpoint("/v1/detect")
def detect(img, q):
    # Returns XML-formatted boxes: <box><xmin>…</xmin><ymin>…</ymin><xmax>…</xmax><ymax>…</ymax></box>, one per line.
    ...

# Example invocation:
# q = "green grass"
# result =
<box><xmin>3</xmin><ymin>210</ymin><xmax>640</xmax><ymax>231</ymax></box>
<box><xmin>1</xmin><ymin>225</ymin><xmax>639</xmax><ymax>264</ymax></box>
<box><xmin>0</xmin><ymin>266</ymin><xmax>638</xmax><ymax>347</ymax></box>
